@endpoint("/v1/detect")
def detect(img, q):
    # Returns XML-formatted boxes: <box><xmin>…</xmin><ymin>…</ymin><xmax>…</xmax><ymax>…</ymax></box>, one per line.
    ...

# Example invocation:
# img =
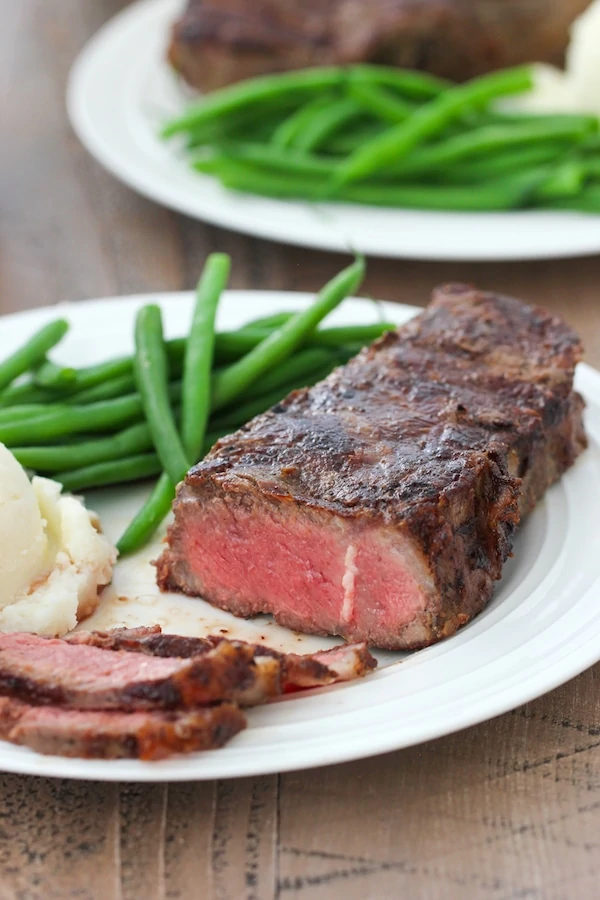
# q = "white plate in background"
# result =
<box><xmin>67</xmin><ymin>0</ymin><xmax>600</xmax><ymax>262</ymax></box>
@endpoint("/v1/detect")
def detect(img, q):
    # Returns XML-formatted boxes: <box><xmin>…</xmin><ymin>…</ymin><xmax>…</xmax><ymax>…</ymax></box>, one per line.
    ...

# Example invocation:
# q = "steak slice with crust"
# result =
<box><xmin>0</xmin><ymin>632</ymin><xmax>256</xmax><ymax>710</ymax></box>
<box><xmin>68</xmin><ymin>627</ymin><xmax>377</xmax><ymax>702</ymax></box>
<box><xmin>0</xmin><ymin>696</ymin><xmax>245</xmax><ymax>760</ymax></box>
<box><xmin>157</xmin><ymin>285</ymin><xmax>586</xmax><ymax>650</ymax></box>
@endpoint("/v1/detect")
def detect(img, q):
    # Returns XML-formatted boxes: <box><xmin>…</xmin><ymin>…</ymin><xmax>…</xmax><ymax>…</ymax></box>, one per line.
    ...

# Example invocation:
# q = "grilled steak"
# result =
<box><xmin>168</xmin><ymin>0</ymin><xmax>591</xmax><ymax>90</ymax></box>
<box><xmin>0</xmin><ymin>632</ymin><xmax>256</xmax><ymax>710</ymax></box>
<box><xmin>0</xmin><ymin>696</ymin><xmax>245</xmax><ymax>760</ymax></box>
<box><xmin>68</xmin><ymin>627</ymin><xmax>377</xmax><ymax>700</ymax></box>
<box><xmin>157</xmin><ymin>285</ymin><xmax>586</xmax><ymax>650</ymax></box>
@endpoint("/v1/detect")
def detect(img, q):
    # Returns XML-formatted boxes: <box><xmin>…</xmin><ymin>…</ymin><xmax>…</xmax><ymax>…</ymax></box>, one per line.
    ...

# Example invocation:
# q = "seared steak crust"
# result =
<box><xmin>168</xmin><ymin>0</ymin><xmax>591</xmax><ymax>90</ymax></box>
<box><xmin>157</xmin><ymin>285</ymin><xmax>586</xmax><ymax>649</ymax></box>
<box><xmin>0</xmin><ymin>697</ymin><xmax>245</xmax><ymax>760</ymax></box>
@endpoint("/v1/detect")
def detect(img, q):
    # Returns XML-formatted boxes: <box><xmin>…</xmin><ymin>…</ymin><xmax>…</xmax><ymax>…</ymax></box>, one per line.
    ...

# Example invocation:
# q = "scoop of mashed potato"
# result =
<box><xmin>0</xmin><ymin>444</ymin><xmax>117</xmax><ymax>636</ymax></box>
<box><xmin>504</xmin><ymin>0</ymin><xmax>600</xmax><ymax>115</ymax></box>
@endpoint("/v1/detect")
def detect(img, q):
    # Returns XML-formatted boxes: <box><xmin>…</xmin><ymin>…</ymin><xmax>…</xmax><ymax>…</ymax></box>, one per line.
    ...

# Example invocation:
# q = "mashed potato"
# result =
<box><xmin>506</xmin><ymin>0</ymin><xmax>600</xmax><ymax>115</ymax></box>
<box><xmin>0</xmin><ymin>444</ymin><xmax>117</xmax><ymax>636</ymax></box>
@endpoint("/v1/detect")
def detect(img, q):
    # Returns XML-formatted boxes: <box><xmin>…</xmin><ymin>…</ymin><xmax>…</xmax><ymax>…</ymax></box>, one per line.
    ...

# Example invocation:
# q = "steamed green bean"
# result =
<box><xmin>0</xmin><ymin>319</ymin><xmax>69</xmax><ymax>393</ymax></box>
<box><xmin>181</xmin><ymin>253</ymin><xmax>230</xmax><ymax>461</ymax></box>
<box><xmin>133</xmin><ymin>305</ymin><xmax>190</xmax><ymax>486</ymax></box>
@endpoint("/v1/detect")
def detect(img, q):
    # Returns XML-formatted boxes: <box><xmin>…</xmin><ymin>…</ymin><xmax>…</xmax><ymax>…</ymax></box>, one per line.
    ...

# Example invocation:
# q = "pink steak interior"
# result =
<box><xmin>176</xmin><ymin>494</ymin><xmax>436</xmax><ymax>648</ymax></box>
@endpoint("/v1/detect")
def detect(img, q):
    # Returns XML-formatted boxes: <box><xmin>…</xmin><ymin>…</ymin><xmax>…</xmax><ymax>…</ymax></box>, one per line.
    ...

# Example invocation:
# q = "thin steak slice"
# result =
<box><xmin>68</xmin><ymin>627</ymin><xmax>377</xmax><ymax>701</ymax></box>
<box><xmin>157</xmin><ymin>285</ymin><xmax>586</xmax><ymax>650</ymax></box>
<box><xmin>0</xmin><ymin>632</ymin><xmax>256</xmax><ymax>710</ymax></box>
<box><xmin>0</xmin><ymin>696</ymin><xmax>245</xmax><ymax>760</ymax></box>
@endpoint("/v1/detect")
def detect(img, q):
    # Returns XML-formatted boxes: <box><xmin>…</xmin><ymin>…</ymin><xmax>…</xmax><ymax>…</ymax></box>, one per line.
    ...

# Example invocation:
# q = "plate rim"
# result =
<box><xmin>66</xmin><ymin>0</ymin><xmax>600</xmax><ymax>263</ymax></box>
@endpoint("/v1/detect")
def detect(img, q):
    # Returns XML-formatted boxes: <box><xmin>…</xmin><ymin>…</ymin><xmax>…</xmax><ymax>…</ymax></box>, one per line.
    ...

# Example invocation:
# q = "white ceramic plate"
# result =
<box><xmin>66</xmin><ymin>0</ymin><xmax>600</xmax><ymax>262</ymax></box>
<box><xmin>1</xmin><ymin>290</ymin><xmax>600</xmax><ymax>781</ymax></box>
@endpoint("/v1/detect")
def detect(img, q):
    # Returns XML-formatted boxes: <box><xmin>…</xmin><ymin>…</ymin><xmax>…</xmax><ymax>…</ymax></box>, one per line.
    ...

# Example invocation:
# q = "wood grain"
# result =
<box><xmin>1</xmin><ymin>2</ymin><xmax>600</xmax><ymax>899</ymax></box>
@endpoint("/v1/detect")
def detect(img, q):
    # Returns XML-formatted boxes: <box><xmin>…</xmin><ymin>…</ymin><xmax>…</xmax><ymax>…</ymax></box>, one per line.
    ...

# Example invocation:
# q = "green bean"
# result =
<box><xmin>63</xmin><ymin>356</ymin><xmax>135</xmax><ymax>392</ymax></box>
<box><xmin>324</xmin><ymin>125</ymin><xmax>385</xmax><ymax>156</ymax></box>
<box><xmin>162</xmin><ymin>67</ymin><xmax>346</xmax><ymax>138</ymax></box>
<box><xmin>336</xmin><ymin>66</ymin><xmax>534</xmax><ymax>184</ymax></box>
<box><xmin>57</xmin><ymin>453</ymin><xmax>163</xmax><ymax>493</ymax></box>
<box><xmin>347</xmin><ymin>64</ymin><xmax>449</xmax><ymax>100</ymax></box>
<box><xmin>35</xmin><ymin>359</ymin><xmax>78</xmax><ymax>389</ymax></box>
<box><xmin>291</xmin><ymin>98</ymin><xmax>364</xmax><ymax>153</ymax></box>
<box><xmin>116</xmin><ymin>472</ymin><xmax>175</xmax><ymax>555</ymax></box>
<box><xmin>185</xmin><ymin>103</ymin><xmax>293</xmax><ymax>148</ymax></box>
<box><xmin>0</xmin><ymin>378</ymin><xmax>65</xmax><ymax>407</ymax></box>
<box><xmin>181</xmin><ymin>253</ymin><xmax>230</xmax><ymax>461</ymax></box>
<box><xmin>436</xmin><ymin>143</ymin><xmax>568</xmax><ymax>183</ymax></box>
<box><xmin>481</xmin><ymin>110</ymin><xmax>599</xmax><ymax>130</ymax></box>
<box><xmin>239</xmin><ymin>312</ymin><xmax>293</xmax><ymax>331</ymax></box>
<box><xmin>66</xmin><ymin>373</ymin><xmax>137</xmax><ymax>405</ymax></box>
<box><xmin>133</xmin><ymin>305</ymin><xmax>190</xmax><ymax>486</ymax></box>
<box><xmin>271</xmin><ymin>94</ymin><xmax>337</xmax><ymax>149</ymax></box>
<box><xmin>12</xmin><ymin>422</ymin><xmax>154</xmax><ymax>472</ymax></box>
<box><xmin>195</xmin><ymin>144</ymin><xmax>336</xmax><ymax>178</ymax></box>
<box><xmin>0</xmin><ymin>393</ymin><xmax>145</xmax><ymax>445</ymax></box>
<box><xmin>0</xmin><ymin>319</ymin><xmax>69</xmax><ymax>393</ymax></box>
<box><xmin>347</xmin><ymin>81</ymin><xmax>414</xmax><ymax>123</ymax></box>
<box><xmin>541</xmin><ymin>185</ymin><xmax>600</xmax><ymax>213</ymax></box>
<box><xmin>385</xmin><ymin>119</ymin><xmax>596</xmax><ymax>178</ymax></box>
<box><xmin>312</xmin><ymin>323</ymin><xmax>394</xmax><ymax>346</ymax></box>
<box><xmin>208</xmin><ymin>158</ymin><xmax>330</xmax><ymax>200</ymax></box>
<box><xmin>235</xmin><ymin>347</ymin><xmax>337</xmax><ymax>401</ymax></box>
<box><xmin>0</xmin><ymin>403</ymin><xmax>56</xmax><ymax>423</ymax></box>
<box><xmin>211</xmin><ymin>257</ymin><xmax>365</xmax><ymax>411</ymax></box>
<box><xmin>339</xmin><ymin>171</ymin><xmax>547</xmax><ymax>210</ymax></box>
<box><xmin>536</xmin><ymin>161</ymin><xmax>585</xmax><ymax>199</ymax></box>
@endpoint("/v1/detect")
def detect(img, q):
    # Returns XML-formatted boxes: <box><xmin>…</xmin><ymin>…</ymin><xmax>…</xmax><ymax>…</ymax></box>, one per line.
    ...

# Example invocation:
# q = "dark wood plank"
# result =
<box><xmin>0</xmin><ymin>775</ymin><xmax>120</xmax><ymax>900</ymax></box>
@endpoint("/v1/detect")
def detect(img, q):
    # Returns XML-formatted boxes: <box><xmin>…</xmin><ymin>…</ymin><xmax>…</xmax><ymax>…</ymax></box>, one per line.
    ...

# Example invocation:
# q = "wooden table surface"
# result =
<box><xmin>2</xmin><ymin>3</ymin><xmax>600</xmax><ymax>898</ymax></box>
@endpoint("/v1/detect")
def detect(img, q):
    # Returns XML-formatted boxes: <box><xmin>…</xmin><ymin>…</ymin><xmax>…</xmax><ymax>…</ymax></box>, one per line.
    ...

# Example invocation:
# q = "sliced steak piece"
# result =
<box><xmin>0</xmin><ymin>632</ymin><xmax>256</xmax><ymax>710</ymax></box>
<box><xmin>0</xmin><ymin>696</ymin><xmax>245</xmax><ymax>760</ymax></box>
<box><xmin>157</xmin><ymin>285</ymin><xmax>586</xmax><ymax>650</ymax></box>
<box><xmin>69</xmin><ymin>627</ymin><xmax>377</xmax><ymax>701</ymax></box>
<box><xmin>168</xmin><ymin>0</ymin><xmax>591</xmax><ymax>90</ymax></box>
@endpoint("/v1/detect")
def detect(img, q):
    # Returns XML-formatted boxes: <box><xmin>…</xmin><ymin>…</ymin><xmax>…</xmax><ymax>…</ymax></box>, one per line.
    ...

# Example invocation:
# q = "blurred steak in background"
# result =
<box><xmin>167</xmin><ymin>0</ymin><xmax>592</xmax><ymax>91</ymax></box>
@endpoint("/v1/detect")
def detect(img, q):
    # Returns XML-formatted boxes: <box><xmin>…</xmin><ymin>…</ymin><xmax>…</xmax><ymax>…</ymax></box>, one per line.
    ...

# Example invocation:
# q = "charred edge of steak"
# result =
<box><xmin>156</xmin><ymin>285</ymin><xmax>586</xmax><ymax>650</ymax></box>
<box><xmin>0</xmin><ymin>697</ymin><xmax>246</xmax><ymax>760</ymax></box>
<box><xmin>65</xmin><ymin>627</ymin><xmax>214</xmax><ymax>659</ymax></box>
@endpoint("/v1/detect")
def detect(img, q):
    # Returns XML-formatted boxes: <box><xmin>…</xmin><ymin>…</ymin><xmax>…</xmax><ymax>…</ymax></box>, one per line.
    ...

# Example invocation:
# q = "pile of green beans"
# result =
<box><xmin>0</xmin><ymin>255</ymin><xmax>386</xmax><ymax>554</ymax></box>
<box><xmin>162</xmin><ymin>64</ymin><xmax>600</xmax><ymax>213</ymax></box>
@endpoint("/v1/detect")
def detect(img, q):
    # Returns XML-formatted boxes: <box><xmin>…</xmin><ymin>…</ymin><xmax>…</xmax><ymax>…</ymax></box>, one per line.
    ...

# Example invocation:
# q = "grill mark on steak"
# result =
<box><xmin>0</xmin><ymin>696</ymin><xmax>245</xmax><ymax>760</ymax></box>
<box><xmin>0</xmin><ymin>632</ymin><xmax>256</xmax><ymax>710</ymax></box>
<box><xmin>157</xmin><ymin>285</ymin><xmax>586</xmax><ymax>650</ymax></box>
